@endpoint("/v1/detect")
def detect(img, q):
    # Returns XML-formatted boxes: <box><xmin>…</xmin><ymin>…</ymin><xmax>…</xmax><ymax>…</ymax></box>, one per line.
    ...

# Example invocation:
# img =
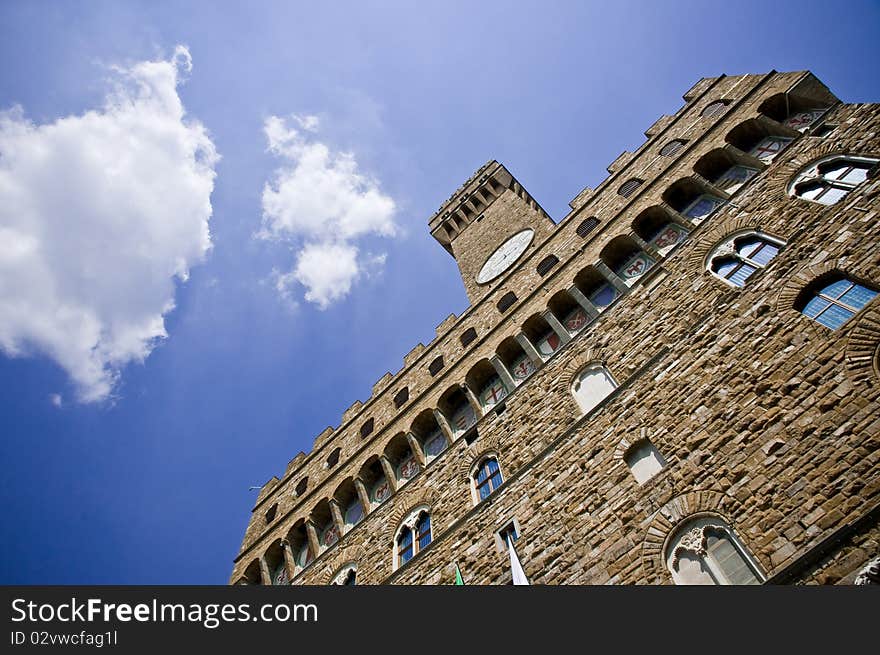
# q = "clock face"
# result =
<box><xmin>476</xmin><ymin>229</ymin><xmax>534</xmax><ymax>284</ymax></box>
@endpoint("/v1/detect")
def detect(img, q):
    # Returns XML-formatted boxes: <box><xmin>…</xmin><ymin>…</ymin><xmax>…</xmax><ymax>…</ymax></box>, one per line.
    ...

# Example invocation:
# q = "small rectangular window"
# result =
<box><xmin>496</xmin><ymin>520</ymin><xmax>520</xmax><ymax>551</ymax></box>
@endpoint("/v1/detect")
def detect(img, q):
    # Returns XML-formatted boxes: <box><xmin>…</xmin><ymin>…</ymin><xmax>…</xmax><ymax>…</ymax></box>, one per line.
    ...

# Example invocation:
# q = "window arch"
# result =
<box><xmin>618</xmin><ymin>178</ymin><xmax>644</xmax><ymax>198</ymax></box>
<box><xmin>295</xmin><ymin>477</ymin><xmax>308</xmax><ymax>497</ymax></box>
<box><xmin>660</xmin><ymin>139</ymin><xmax>687</xmax><ymax>157</ymax></box>
<box><xmin>460</xmin><ymin>327</ymin><xmax>478</xmax><ymax>347</ymax></box>
<box><xmin>788</xmin><ymin>155</ymin><xmax>878</xmax><ymax>205</ymax></box>
<box><xmin>571</xmin><ymin>364</ymin><xmax>617</xmax><ymax>415</ymax></box>
<box><xmin>576</xmin><ymin>216</ymin><xmax>600</xmax><ymax>238</ymax></box>
<box><xmin>702</xmin><ymin>100</ymin><xmax>730</xmax><ymax>118</ymax></box>
<box><xmin>536</xmin><ymin>254</ymin><xmax>559</xmax><ymax>277</ymax></box>
<box><xmin>624</xmin><ymin>440</ymin><xmax>666</xmax><ymax>484</ymax></box>
<box><xmin>473</xmin><ymin>456</ymin><xmax>504</xmax><ymax>502</ymax></box>
<box><xmin>497</xmin><ymin>291</ymin><xmax>517</xmax><ymax>313</ymax></box>
<box><xmin>797</xmin><ymin>275</ymin><xmax>878</xmax><ymax>330</ymax></box>
<box><xmin>325</xmin><ymin>448</ymin><xmax>340</xmax><ymax>469</ymax></box>
<box><xmin>665</xmin><ymin>516</ymin><xmax>763</xmax><ymax>585</ymax></box>
<box><xmin>707</xmin><ymin>232</ymin><xmax>784</xmax><ymax>287</ymax></box>
<box><xmin>394</xmin><ymin>507</ymin><xmax>432</xmax><ymax>570</ymax></box>
<box><xmin>332</xmin><ymin>563</ymin><xmax>357</xmax><ymax>586</ymax></box>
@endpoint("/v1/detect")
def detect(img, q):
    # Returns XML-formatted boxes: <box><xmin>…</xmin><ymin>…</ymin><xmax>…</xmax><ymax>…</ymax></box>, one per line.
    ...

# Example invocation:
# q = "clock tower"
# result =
<box><xmin>428</xmin><ymin>161</ymin><xmax>555</xmax><ymax>304</ymax></box>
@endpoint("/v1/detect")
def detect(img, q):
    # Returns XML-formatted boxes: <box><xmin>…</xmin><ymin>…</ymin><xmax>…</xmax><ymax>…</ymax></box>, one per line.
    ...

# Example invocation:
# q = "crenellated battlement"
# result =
<box><xmin>231</xmin><ymin>71</ymin><xmax>880</xmax><ymax>589</ymax></box>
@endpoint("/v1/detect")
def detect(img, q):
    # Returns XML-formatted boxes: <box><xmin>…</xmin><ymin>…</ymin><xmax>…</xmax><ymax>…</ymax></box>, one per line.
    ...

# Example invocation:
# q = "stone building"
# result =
<box><xmin>229</xmin><ymin>70</ymin><xmax>880</xmax><ymax>585</ymax></box>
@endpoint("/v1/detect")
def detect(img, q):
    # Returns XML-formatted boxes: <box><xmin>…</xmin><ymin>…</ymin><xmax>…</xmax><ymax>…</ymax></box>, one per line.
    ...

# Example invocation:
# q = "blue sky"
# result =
<box><xmin>0</xmin><ymin>0</ymin><xmax>878</xmax><ymax>584</ymax></box>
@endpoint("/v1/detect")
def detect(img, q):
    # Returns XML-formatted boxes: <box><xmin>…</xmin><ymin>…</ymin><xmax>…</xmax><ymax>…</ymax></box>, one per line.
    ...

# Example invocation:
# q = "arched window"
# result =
<box><xmin>497</xmin><ymin>291</ymin><xmax>517</xmax><ymax>313</ymax></box>
<box><xmin>332</xmin><ymin>563</ymin><xmax>357</xmax><ymax>586</ymax></box>
<box><xmin>576</xmin><ymin>217</ymin><xmax>600</xmax><ymax>238</ymax></box>
<box><xmin>428</xmin><ymin>355</ymin><xmax>444</xmax><ymax>376</ymax></box>
<box><xmin>295</xmin><ymin>477</ymin><xmax>308</xmax><ymax>496</ymax></box>
<box><xmin>460</xmin><ymin>327</ymin><xmax>478</xmax><ymax>347</ymax></box>
<box><xmin>702</xmin><ymin>100</ymin><xmax>730</xmax><ymax>118</ymax></box>
<box><xmin>618</xmin><ymin>178</ymin><xmax>644</xmax><ymax>198</ymax></box>
<box><xmin>789</xmin><ymin>156</ymin><xmax>878</xmax><ymax>205</ymax></box>
<box><xmin>474</xmin><ymin>457</ymin><xmax>504</xmax><ymax>501</ymax></box>
<box><xmin>393</xmin><ymin>387</ymin><xmax>409</xmax><ymax>409</ymax></box>
<box><xmin>660</xmin><ymin>139</ymin><xmax>686</xmax><ymax>157</ymax></box>
<box><xmin>707</xmin><ymin>233</ymin><xmax>784</xmax><ymax>287</ymax></box>
<box><xmin>394</xmin><ymin>508</ymin><xmax>432</xmax><ymax>570</ymax></box>
<box><xmin>799</xmin><ymin>276</ymin><xmax>878</xmax><ymax>329</ymax></box>
<box><xmin>624</xmin><ymin>440</ymin><xmax>666</xmax><ymax>484</ymax></box>
<box><xmin>325</xmin><ymin>448</ymin><xmax>340</xmax><ymax>469</ymax></box>
<box><xmin>572</xmin><ymin>364</ymin><xmax>617</xmax><ymax>415</ymax></box>
<box><xmin>665</xmin><ymin>517</ymin><xmax>763</xmax><ymax>585</ymax></box>
<box><xmin>536</xmin><ymin>255</ymin><xmax>559</xmax><ymax>277</ymax></box>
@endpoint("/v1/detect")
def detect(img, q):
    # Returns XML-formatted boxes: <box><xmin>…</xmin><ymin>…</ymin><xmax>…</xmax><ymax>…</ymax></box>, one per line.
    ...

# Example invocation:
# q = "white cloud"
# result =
<box><xmin>259</xmin><ymin>114</ymin><xmax>396</xmax><ymax>309</ymax></box>
<box><xmin>0</xmin><ymin>45</ymin><xmax>218</xmax><ymax>403</ymax></box>
<box><xmin>49</xmin><ymin>393</ymin><xmax>62</xmax><ymax>408</ymax></box>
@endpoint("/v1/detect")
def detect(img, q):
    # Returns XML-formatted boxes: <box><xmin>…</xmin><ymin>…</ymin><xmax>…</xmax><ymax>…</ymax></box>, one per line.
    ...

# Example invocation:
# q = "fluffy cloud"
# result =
<box><xmin>0</xmin><ymin>46</ymin><xmax>218</xmax><ymax>402</ymax></box>
<box><xmin>259</xmin><ymin>114</ymin><xmax>396</xmax><ymax>309</ymax></box>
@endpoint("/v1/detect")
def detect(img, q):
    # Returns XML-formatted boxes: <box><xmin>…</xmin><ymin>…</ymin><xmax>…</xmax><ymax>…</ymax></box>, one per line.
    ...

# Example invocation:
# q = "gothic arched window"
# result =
<box><xmin>572</xmin><ymin>364</ymin><xmax>617</xmax><ymax>415</ymax></box>
<box><xmin>665</xmin><ymin>517</ymin><xmax>763</xmax><ymax>585</ymax></box>
<box><xmin>789</xmin><ymin>156</ymin><xmax>878</xmax><ymax>205</ymax></box>
<box><xmin>798</xmin><ymin>276</ymin><xmax>878</xmax><ymax>329</ymax></box>
<box><xmin>394</xmin><ymin>508</ymin><xmax>432</xmax><ymax>570</ymax></box>
<box><xmin>332</xmin><ymin>563</ymin><xmax>357</xmax><ymax>586</ymax></box>
<box><xmin>474</xmin><ymin>457</ymin><xmax>504</xmax><ymax>502</ymax></box>
<box><xmin>707</xmin><ymin>232</ymin><xmax>784</xmax><ymax>287</ymax></box>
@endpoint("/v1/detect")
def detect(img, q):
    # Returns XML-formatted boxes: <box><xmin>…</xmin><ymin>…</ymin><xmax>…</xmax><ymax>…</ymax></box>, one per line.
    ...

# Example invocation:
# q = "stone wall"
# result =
<box><xmin>229</xmin><ymin>70</ymin><xmax>880</xmax><ymax>585</ymax></box>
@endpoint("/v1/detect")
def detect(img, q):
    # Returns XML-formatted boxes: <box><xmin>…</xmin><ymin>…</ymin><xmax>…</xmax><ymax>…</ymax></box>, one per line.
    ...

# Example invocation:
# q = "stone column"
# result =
<box><xmin>461</xmin><ymin>383</ymin><xmax>484</xmax><ymax>418</ymax></box>
<box><xmin>329</xmin><ymin>499</ymin><xmax>345</xmax><ymax>535</ymax></box>
<box><xmin>305</xmin><ymin>520</ymin><xmax>321</xmax><ymax>558</ymax></box>
<box><xmin>543</xmin><ymin>310</ymin><xmax>572</xmax><ymax>344</ymax></box>
<box><xmin>631</xmin><ymin>234</ymin><xmax>661</xmax><ymax>259</ymax></box>
<box><xmin>515</xmin><ymin>333</ymin><xmax>544</xmax><ymax>367</ymax></box>
<box><xmin>489</xmin><ymin>355</ymin><xmax>517</xmax><ymax>390</ymax></box>
<box><xmin>354</xmin><ymin>477</ymin><xmax>371</xmax><ymax>514</ymax></box>
<box><xmin>281</xmin><ymin>541</ymin><xmax>296</xmax><ymax>581</ymax></box>
<box><xmin>406</xmin><ymin>432</ymin><xmax>426</xmax><ymax>467</ymax></box>
<box><xmin>566</xmin><ymin>286</ymin><xmax>600</xmax><ymax>319</ymax></box>
<box><xmin>594</xmin><ymin>260</ymin><xmax>630</xmax><ymax>293</ymax></box>
<box><xmin>259</xmin><ymin>555</ymin><xmax>272</xmax><ymax>586</ymax></box>
<box><xmin>432</xmin><ymin>409</ymin><xmax>455</xmax><ymax>445</ymax></box>
<box><xmin>379</xmin><ymin>455</ymin><xmax>399</xmax><ymax>493</ymax></box>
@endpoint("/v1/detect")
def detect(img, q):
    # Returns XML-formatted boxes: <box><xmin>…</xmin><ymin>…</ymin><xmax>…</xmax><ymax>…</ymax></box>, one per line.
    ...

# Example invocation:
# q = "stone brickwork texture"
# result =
<box><xmin>229</xmin><ymin>70</ymin><xmax>880</xmax><ymax>585</ymax></box>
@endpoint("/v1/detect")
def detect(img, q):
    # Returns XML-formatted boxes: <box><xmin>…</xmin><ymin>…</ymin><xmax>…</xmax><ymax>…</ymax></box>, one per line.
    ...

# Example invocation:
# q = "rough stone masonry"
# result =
<box><xmin>230</xmin><ymin>70</ymin><xmax>880</xmax><ymax>585</ymax></box>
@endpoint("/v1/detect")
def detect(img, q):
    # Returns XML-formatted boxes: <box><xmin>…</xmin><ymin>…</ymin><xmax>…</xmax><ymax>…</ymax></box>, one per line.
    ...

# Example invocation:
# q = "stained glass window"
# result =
<box><xmin>801</xmin><ymin>278</ymin><xmax>878</xmax><ymax>329</ymax></box>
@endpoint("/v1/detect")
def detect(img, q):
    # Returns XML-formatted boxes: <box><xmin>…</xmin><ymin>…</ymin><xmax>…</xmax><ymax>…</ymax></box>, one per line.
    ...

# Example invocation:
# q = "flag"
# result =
<box><xmin>454</xmin><ymin>562</ymin><xmax>465</xmax><ymax>586</ymax></box>
<box><xmin>507</xmin><ymin>535</ymin><xmax>529</xmax><ymax>585</ymax></box>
